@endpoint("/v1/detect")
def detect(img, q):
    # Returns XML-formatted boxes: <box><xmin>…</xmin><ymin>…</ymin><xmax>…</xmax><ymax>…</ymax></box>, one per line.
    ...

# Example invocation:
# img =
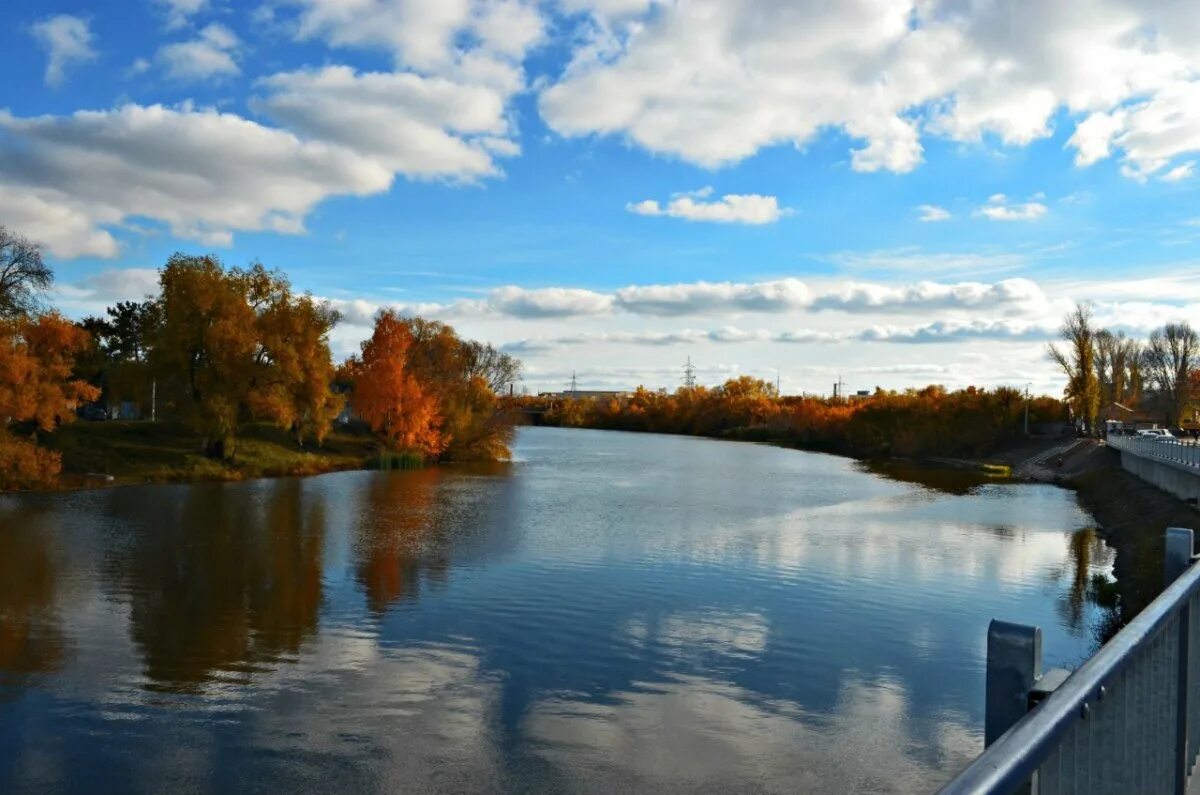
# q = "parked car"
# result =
<box><xmin>80</xmin><ymin>405</ymin><xmax>108</xmax><ymax>421</ymax></box>
<box><xmin>1137</xmin><ymin>428</ymin><xmax>1174</xmax><ymax>438</ymax></box>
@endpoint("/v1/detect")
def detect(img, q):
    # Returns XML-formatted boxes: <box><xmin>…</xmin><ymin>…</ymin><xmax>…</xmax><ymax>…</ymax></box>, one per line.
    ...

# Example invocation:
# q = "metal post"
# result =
<box><xmin>986</xmin><ymin>620</ymin><xmax>1043</xmax><ymax>746</ymax></box>
<box><xmin>1165</xmin><ymin>528</ymin><xmax>1194</xmax><ymax>586</ymax></box>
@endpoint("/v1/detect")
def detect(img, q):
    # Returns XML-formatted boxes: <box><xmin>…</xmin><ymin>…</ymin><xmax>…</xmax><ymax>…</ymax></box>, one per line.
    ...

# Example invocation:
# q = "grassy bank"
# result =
<box><xmin>47</xmin><ymin>421</ymin><xmax>379</xmax><ymax>488</ymax></box>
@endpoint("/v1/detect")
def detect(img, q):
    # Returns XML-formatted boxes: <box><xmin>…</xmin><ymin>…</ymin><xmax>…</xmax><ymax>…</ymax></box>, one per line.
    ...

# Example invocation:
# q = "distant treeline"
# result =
<box><xmin>511</xmin><ymin>378</ymin><xmax>1065</xmax><ymax>460</ymax></box>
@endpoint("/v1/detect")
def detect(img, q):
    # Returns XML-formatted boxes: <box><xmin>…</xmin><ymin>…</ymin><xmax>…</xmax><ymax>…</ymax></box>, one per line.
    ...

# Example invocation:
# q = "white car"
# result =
<box><xmin>1137</xmin><ymin>428</ymin><xmax>1175</xmax><ymax>438</ymax></box>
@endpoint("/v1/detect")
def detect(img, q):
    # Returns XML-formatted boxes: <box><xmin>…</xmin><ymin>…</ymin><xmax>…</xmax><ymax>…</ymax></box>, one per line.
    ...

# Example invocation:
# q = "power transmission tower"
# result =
<box><xmin>568</xmin><ymin>371</ymin><xmax>579</xmax><ymax>395</ymax></box>
<box><xmin>683</xmin><ymin>356</ymin><xmax>697</xmax><ymax>389</ymax></box>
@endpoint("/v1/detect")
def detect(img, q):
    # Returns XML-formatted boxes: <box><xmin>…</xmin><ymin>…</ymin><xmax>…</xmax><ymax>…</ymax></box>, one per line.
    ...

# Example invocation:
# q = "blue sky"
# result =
<box><xmin>5</xmin><ymin>0</ymin><xmax>1200</xmax><ymax>393</ymax></box>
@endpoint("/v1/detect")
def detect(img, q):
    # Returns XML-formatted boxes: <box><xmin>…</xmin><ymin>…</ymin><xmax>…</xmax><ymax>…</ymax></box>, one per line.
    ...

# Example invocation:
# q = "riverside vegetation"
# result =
<box><xmin>0</xmin><ymin>226</ymin><xmax>520</xmax><ymax>491</ymax></box>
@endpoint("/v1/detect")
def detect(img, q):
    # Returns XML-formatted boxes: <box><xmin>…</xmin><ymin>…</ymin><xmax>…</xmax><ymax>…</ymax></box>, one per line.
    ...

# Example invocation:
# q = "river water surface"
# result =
<box><xmin>1</xmin><ymin>427</ymin><xmax>1112</xmax><ymax>793</ymax></box>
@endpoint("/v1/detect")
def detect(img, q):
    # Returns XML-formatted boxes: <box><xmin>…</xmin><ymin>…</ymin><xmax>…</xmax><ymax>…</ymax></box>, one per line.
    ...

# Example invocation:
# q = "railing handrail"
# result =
<box><xmin>938</xmin><ymin>552</ymin><xmax>1200</xmax><ymax>794</ymax></box>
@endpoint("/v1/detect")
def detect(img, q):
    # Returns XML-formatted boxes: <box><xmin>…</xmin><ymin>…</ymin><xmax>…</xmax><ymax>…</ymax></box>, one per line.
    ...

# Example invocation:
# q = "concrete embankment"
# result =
<box><xmin>1026</xmin><ymin>441</ymin><xmax>1200</xmax><ymax>622</ymax></box>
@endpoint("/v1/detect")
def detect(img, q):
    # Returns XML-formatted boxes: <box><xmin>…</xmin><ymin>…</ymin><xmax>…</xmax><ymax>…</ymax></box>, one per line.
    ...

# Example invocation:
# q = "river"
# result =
<box><xmin>0</xmin><ymin>426</ymin><xmax>1112</xmax><ymax>793</ymax></box>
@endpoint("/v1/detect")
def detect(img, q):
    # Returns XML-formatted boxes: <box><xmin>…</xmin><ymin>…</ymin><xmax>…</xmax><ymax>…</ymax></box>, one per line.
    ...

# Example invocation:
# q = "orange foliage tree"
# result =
<box><xmin>531</xmin><ymin>378</ymin><xmax>1066</xmax><ymax>460</ymax></box>
<box><xmin>0</xmin><ymin>313</ymin><xmax>99</xmax><ymax>489</ymax></box>
<box><xmin>344</xmin><ymin>310</ymin><xmax>446</xmax><ymax>457</ymax></box>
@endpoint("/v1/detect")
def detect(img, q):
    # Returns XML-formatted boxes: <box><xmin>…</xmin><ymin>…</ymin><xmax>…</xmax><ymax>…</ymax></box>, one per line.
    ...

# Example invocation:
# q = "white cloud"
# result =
<box><xmin>810</xmin><ymin>278</ymin><xmax>1045</xmax><ymax>314</ymax></box>
<box><xmin>155</xmin><ymin>0</ymin><xmax>209</xmax><ymax>30</ymax></box>
<box><xmin>1160</xmin><ymin>161</ymin><xmax>1195</xmax><ymax>183</ymax></box>
<box><xmin>1071</xmin><ymin>81</ymin><xmax>1200</xmax><ymax>179</ymax></box>
<box><xmin>977</xmin><ymin>194</ymin><xmax>1048</xmax><ymax>221</ymax></box>
<box><xmin>614</xmin><ymin>279</ymin><xmax>810</xmax><ymax>316</ymax></box>
<box><xmin>0</xmin><ymin>190</ymin><xmax>118</xmax><ymax>259</ymax></box>
<box><xmin>31</xmin><ymin>14</ymin><xmax>96</xmax><ymax>87</ymax></box>
<box><xmin>488</xmin><ymin>286</ymin><xmax>613</xmax><ymax>318</ymax></box>
<box><xmin>0</xmin><ymin>104</ymin><xmax>391</xmax><ymax>257</ymax></box>
<box><xmin>158</xmin><ymin>23</ymin><xmax>240</xmax><ymax>81</ymax></box>
<box><xmin>917</xmin><ymin>204</ymin><xmax>951</xmax><ymax>222</ymax></box>
<box><xmin>627</xmin><ymin>190</ymin><xmax>790</xmax><ymax>225</ymax></box>
<box><xmin>828</xmin><ymin>248</ymin><xmax>1029</xmax><ymax>278</ymax></box>
<box><xmin>291</xmin><ymin>0</ymin><xmax>543</xmax><ymax>90</ymax></box>
<box><xmin>54</xmin><ymin>268</ymin><xmax>161</xmax><ymax>310</ymax></box>
<box><xmin>540</xmin><ymin>0</ymin><xmax>1200</xmax><ymax>179</ymax></box>
<box><xmin>253</xmin><ymin>65</ymin><xmax>513</xmax><ymax>179</ymax></box>
<box><xmin>857</xmin><ymin>319</ymin><xmax>1057</xmax><ymax>344</ymax></box>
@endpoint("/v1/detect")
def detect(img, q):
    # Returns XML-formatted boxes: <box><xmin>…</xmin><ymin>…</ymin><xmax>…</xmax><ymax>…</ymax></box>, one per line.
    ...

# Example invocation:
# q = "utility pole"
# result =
<box><xmin>1024</xmin><ymin>382</ymin><xmax>1031</xmax><ymax>436</ymax></box>
<box><xmin>151</xmin><ymin>379</ymin><xmax>157</xmax><ymax>423</ymax></box>
<box><xmin>776</xmin><ymin>368</ymin><xmax>781</xmax><ymax>396</ymax></box>
<box><xmin>683</xmin><ymin>356</ymin><xmax>697</xmax><ymax>389</ymax></box>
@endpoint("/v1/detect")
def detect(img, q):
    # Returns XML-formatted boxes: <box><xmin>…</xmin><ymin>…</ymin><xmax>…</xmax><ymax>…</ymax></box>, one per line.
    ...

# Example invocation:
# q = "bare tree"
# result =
<box><xmin>1048</xmin><ymin>303</ymin><xmax>1100</xmax><ymax>432</ymax></box>
<box><xmin>1145</xmin><ymin>322</ymin><xmax>1199</xmax><ymax>424</ymax></box>
<box><xmin>0</xmin><ymin>227</ymin><xmax>53</xmax><ymax>318</ymax></box>
<box><xmin>1095</xmin><ymin>329</ymin><xmax>1143</xmax><ymax>406</ymax></box>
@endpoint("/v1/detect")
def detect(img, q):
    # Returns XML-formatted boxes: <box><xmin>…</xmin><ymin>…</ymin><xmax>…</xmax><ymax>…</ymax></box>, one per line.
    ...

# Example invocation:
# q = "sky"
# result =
<box><xmin>4</xmin><ymin>0</ymin><xmax>1200</xmax><ymax>395</ymax></box>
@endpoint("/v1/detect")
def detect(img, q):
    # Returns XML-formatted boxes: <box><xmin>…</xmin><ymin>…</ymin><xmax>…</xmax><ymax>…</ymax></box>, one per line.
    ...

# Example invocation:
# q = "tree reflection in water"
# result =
<box><xmin>353</xmin><ymin>469</ymin><xmax>450</xmax><ymax>614</ymax></box>
<box><xmin>0</xmin><ymin>513</ymin><xmax>65</xmax><ymax>693</ymax></box>
<box><xmin>109</xmin><ymin>479</ymin><xmax>327</xmax><ymax>692</ymax></box>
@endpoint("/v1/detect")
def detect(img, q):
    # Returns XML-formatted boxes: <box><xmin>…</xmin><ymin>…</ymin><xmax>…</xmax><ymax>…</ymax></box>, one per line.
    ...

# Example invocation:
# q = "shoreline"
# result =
<box><xmin>20</xmin><ymin>422</ymin><xmax>1200</xmax><ymax>633</ymax></box>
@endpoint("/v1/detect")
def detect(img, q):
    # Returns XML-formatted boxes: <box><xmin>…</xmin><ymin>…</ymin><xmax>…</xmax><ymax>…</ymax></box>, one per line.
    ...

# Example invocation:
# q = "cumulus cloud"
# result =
<box><xmin>31</xmin><ymin>14</ymin><xmax>96</xmax><ymax>87</ymax></box>
<box><xmin>917</xmin><ymin>204</ymin><xmax>951</xmax><ymax>222</ymax></box>
<box><xmin>158</xmin><ymin>24</ymin><xmax>241</xmax><ymax>81</ymax></box>
<box><xmin>977</xmin><ymin>194</ymin><xmax>1047</xmax><ymax>222</ymax></box>
<box><xmin>0</xmin><ymin>104</ymin><xmax>391</xmax><ymax>257</ymax></box>
<box><xmin>614</xmin><ymin>279</ymin><xmax>810</xmax><ymax>316</ymax></box>
<box><xmin>155</xmin><ymin>0</ymin><xmax>209</xmax><ymax>30</ymax></box>
<box><xmin>1160</xmin><ymin>161</ymin><xmax>1195</xmax><ymax>183</ymax></box>
<box><xmin>627</xmin><ymin>190</ymin><xmax>790</xmax><ymax>225</ymax></box>
<box><xmin>253</xmin><ymin>65</ymin><xmax>514</xmax><ymax>179</ymax></box>
<box><xmin>810</xmin><ymin>278</ymin><xmax>1045</xmax><ymax>314</ymax></box>
<box><xmin>488</xmin><ymin>286</ymin><xmax>613</xmax><ymax>318</ymax></box>
<box><xmin>0</xmin><ymin>190</ymin><xmax>118</xmax><ymax>259</ymax></box>
<box><xmin>53</xmin><ymin>268</ymin><xmax>161</xmax><ymax>315</ymax></box>
<box><xmin>1070</xmin><ymin>82</ymin><xmax>1200</xmax><ymax>179</ymax></box>
<box><xmin>540</xmin><ymin>0</ymin><xmax>1200</xmax><ymax>179</ymax></box>
<box><xmin>290</xmin><ymin>0</ymin><xmax>543</xmax><ymax>90</ymax></box>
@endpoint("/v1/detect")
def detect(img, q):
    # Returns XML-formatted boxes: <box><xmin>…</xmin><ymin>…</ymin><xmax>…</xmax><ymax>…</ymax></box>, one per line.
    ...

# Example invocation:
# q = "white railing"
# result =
<box><xmin>939</xmin><ymin>528</ymin><xmax>1200</xmax><ymax>795</ymax></box>
<box><xmin>1108</xmin><ymin>434</ymin><xmax>1200</xmax><ymax>470</ymax></box>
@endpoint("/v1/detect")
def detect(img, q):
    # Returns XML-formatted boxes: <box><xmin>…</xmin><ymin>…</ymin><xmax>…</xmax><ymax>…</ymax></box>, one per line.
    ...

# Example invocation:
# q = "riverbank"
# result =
<box><xmin>46</xmin><ymin>421</ymin><xmax>378</xmax><ymax>489</ymax></box>
<box><xmin>1051</xmin><ymin>443</ymin><xmax>1200</xmax><ymax>622</ymax></box>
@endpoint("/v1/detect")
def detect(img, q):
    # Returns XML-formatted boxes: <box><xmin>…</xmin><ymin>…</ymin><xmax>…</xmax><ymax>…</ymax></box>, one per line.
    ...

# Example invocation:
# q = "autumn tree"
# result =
<box><xmin>153</xmin><ymin>254</ymin><xmax>256</xmax><ymax>458</ymax></box>
<box><xmin>345</xmin><ymin>310</ymin><xmax>445</xmax><ymax>457</ymax></box>
<box><xmin>397</xmin><ymin>317</ymin><xmax>518</xmax><ymax>460</ymax></box>
<box><xmin>1145</xmin><ymin>322</ymin><xmax>1199</xmax><ymax>425</ymax></box>
<box><xmin>0</xmin><ymin>227</ymin><xmax>53</xmax><ymax>319</ymax></box>
<box><xmin>1048</xmin><ymin>303</ymin><xmax>1101</xmax><ymax>432</ymax></box>
<box><xmin>0</xmin><ymin>313</ymin><xmax>100</xmax><ymax>489</ymax></box>
<box><xmin>240</xmin><ymin>264</ymin><xmax>343</xmax><ymax>445</ymax></box>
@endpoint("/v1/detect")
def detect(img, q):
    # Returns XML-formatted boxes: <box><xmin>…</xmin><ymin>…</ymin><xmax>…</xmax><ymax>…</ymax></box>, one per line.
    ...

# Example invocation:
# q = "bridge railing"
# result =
<box><xmin>1108</xmin><ymin>433</ymin><xmax>1200</xmax><ymax>470</ymax></box>
<box><xmin>938</xmin><ymin>528</ymin><xmax>1200</xmax><ymax>795</ymax></box>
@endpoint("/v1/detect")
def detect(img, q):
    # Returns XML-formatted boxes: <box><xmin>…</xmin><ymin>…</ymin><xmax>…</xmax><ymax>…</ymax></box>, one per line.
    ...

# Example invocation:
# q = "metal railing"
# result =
<box><xmin>939</xmin><ymin>528</ymin><xmax>1200</xmax><ymax>795</ymax></box>
<box><xmin>1108</xmin><ymin>434</ymin><xmax>1200</xmax><ymax>470</ymax></box>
